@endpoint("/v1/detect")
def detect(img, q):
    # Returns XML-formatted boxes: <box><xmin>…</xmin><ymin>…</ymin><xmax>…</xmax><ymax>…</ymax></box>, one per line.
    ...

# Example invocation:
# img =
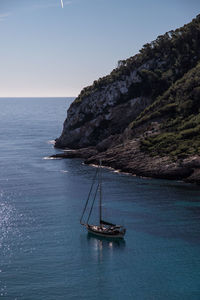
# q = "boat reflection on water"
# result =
<box><xmin>87</xmin><ymin>233</ymin><xmax>126</xmax><ymax>248</ymax></box>
<box><xmin>87</xmin><ymin>233</ymin><xmax>126</xmax><ymax>261</ymax></box>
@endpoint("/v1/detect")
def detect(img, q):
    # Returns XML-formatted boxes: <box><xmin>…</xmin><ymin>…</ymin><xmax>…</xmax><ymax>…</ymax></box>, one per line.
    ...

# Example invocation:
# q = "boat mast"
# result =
<box><xmin>80</xmin><ymin>167</ymin><xmax>99</xmax><ymax>225</ymax></box>
<box><xmin>99</xmin><ymin>160</ymin><xmax>102</xmax><ymax>226</ymax></box>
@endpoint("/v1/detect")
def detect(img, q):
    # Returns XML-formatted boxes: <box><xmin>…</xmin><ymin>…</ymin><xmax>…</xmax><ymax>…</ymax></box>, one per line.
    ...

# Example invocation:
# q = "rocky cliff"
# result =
<box><xmin>54</xmin><ymin>15</ymin><xmax>200</xmax><ymax>184</ymax></box>
<box><xmin>55</xmin><ymin>60</ymin><xmax>154</xmax><ymax>149</ymax></box>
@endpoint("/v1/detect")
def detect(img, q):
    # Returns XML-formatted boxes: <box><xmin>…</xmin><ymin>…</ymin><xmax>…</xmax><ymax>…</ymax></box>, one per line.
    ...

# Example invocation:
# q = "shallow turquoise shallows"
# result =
<box><xmin>0</xmin><ymin>98</ymin><xmax>200</xmax><ymax>300</ymax></box>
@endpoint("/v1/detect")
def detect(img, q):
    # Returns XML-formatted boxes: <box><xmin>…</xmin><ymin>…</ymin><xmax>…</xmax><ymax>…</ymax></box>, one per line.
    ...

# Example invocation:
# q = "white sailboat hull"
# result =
<box><xmin>86</xmin><ymin>224</ymin><xmax>126</xmax><ymax>239</ymax></box>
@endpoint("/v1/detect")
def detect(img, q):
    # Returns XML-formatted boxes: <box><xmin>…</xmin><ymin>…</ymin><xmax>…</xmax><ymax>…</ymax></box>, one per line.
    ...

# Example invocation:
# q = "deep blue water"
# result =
<box><xmin>0</xmin><ymin>98</ymin><xmax>200</xmax><ymax>300</ymax></box>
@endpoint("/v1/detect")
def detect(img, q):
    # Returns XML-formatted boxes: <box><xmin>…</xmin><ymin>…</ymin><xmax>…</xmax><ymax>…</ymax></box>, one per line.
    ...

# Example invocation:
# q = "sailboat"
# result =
<box><xmin>80</xmin><ymin>161</ymin><xmax>126</xmax><ymax>239</ymax></box>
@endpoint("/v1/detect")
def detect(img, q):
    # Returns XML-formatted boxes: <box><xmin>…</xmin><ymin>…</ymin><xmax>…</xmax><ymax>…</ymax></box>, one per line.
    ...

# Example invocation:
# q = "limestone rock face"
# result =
<box><xmin>55</xmin><ymin>60</ymin><xmax>157</xmax><ymax>148</ymax></box>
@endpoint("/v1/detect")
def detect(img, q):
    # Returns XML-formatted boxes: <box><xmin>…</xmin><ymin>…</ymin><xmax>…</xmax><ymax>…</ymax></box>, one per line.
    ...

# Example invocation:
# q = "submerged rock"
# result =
<box><xmin>50</xmin><ymin>147</ymin><xmax>98</xmax><ymax>159</ymax></box>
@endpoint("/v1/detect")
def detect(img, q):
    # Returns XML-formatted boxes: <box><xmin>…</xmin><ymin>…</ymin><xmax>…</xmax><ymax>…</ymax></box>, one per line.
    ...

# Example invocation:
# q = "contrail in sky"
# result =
<box><xmin>61</xmin><ymin>0</ymin><xmax>64</xmax><ymax>8</ymax></box>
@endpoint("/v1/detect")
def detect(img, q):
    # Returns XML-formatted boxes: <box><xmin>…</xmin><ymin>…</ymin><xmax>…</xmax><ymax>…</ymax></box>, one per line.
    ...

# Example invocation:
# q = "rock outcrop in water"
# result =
<box><xmin>54</xmin><ymin>15</ymin><xmax>200</xmax><ymax>184</ymax></box>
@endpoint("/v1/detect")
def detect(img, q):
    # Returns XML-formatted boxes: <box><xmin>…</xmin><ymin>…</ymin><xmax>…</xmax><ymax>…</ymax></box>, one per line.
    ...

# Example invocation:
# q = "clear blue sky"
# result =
<box><xmin>0</xmin><ymin>0</ymin><xmax>200</xmax><ymax>97</ymax></box>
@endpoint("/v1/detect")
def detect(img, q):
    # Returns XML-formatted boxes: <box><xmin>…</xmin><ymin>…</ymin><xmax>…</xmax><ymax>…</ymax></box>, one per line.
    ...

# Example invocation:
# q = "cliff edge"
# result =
<box><xmin>55</xmin><ymin>15</ymin><xmax>200</xmax><ymax>184</ymax></box>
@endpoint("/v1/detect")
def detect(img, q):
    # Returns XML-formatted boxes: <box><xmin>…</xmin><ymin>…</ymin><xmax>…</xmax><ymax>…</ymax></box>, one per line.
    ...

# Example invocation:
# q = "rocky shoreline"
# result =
<box><xmin>51</xmin><ymin>141</ymin><xmax>200</xmax><ymax>185</ymax></box>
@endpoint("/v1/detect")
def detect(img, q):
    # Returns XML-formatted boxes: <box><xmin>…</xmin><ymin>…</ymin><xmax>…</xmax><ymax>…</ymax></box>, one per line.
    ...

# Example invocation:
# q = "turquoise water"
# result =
<box><xmin>0</xmin><ymin>98</ymin><xmax>200</xmax><ymax>299</ymax></box>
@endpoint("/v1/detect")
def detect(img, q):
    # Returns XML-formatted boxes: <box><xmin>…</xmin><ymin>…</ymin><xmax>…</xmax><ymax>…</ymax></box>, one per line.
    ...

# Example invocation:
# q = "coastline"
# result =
<box><xmin>51</xmin><ymin>141</ymin><xmax>200</xmax><ymax>185</ymax></box>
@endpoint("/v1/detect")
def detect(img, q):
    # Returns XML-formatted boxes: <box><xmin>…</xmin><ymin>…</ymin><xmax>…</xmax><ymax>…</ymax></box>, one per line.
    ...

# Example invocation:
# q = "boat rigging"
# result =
<box><xmin>80</xmin><ymin>161</ymin><xmax>126</xmax><ymax>239</ymax></box>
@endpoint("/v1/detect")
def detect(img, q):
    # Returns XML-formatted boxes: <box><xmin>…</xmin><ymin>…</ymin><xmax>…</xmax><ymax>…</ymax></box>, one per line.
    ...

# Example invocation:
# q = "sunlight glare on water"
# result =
<box><xmin>0</xmin><ymin>98</ymin><xmax>200</xmax><ymax>299</ymax></box>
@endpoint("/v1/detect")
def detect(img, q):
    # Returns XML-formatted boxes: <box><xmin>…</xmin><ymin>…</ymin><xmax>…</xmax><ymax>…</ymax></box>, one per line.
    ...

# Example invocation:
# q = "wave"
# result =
<box><xmin>43</xmin><ymin>156</ymin><xmax>61</xmax><ymax>160</ymax></box>
<box><xmin>47</xmin><ymin>140</ymin><xmax>55</xmax><ymax>145</ymax></box>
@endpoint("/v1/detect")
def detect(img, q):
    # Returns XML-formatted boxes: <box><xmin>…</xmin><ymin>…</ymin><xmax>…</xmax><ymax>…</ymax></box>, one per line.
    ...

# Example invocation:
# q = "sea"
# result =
<box><xmin>0</xmin><ymin>97</ymin><xmax>200</xmax><ymax>300</ymax></box>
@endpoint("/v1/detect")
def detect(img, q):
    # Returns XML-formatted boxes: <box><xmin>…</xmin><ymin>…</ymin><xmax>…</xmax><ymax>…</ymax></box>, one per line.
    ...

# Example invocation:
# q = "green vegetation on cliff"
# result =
<box><xmin>74</xmin><ymin>14</ymin><xmax>200</xmax><ymax>105</ymax></box>
<box><xmin>135</xmin><ymin>62</ymin><xmax>200</xmax><ymax>158</ymax></box>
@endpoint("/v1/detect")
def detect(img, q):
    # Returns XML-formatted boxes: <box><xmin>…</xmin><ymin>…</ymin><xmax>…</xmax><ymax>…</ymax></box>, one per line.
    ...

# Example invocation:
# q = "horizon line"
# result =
<box><xmin>0</xmin><ymin>96</ymin><xmax>76</xmax><ymax>98</ymax></box>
